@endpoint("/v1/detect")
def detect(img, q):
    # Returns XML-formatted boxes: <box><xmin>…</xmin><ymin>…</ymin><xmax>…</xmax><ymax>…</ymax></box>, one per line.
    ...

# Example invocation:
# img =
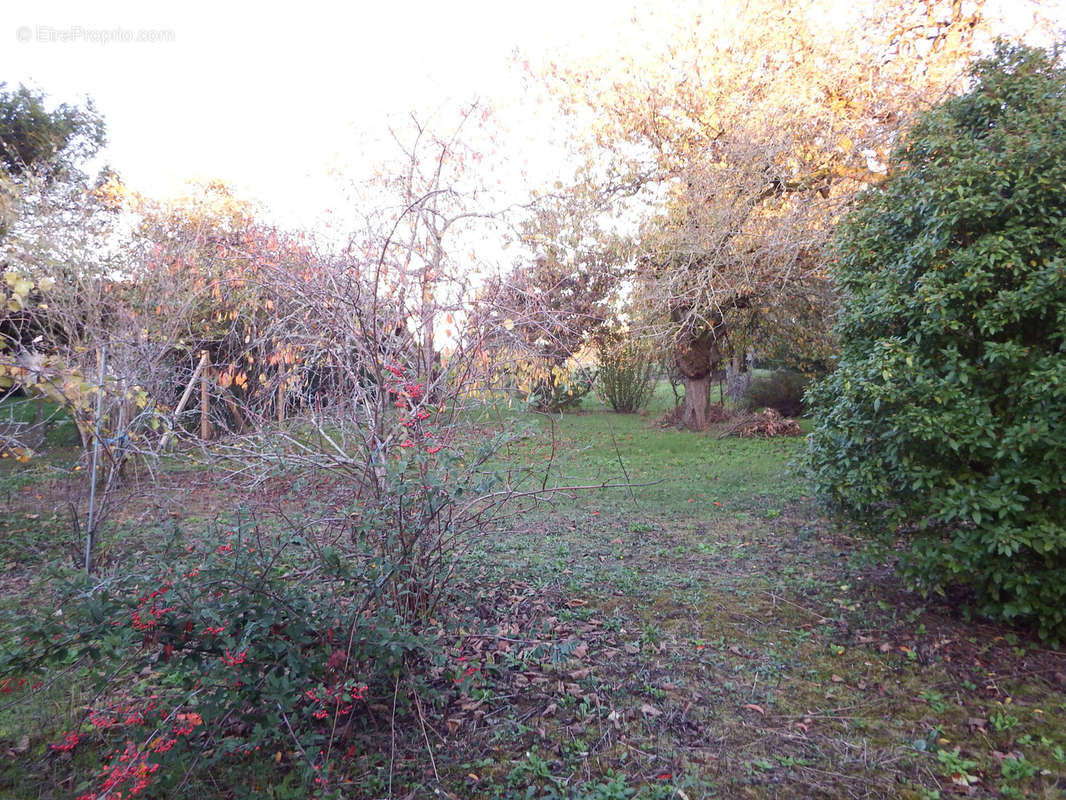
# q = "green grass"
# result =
<box><xmin>0</xmin><ymin>396</ymin><xmax>82</xmax><ymax>450</ymax></box>
<box><xmin>0</xmin><ymin>396</ymin><xmax>83</xmax><ymax>496</ymax></box>
<box><xmin>528</xmin><ymin>409</ymin><xmax>805</xmax><ymax>509</ymax></box>
<box><xmin>492</xmin><ymin>378</ymin><xmax>804</xmax><ymax>514</ymax></box>
<box><xmin>2</xmin><ymin>395</ymin><xmax>1065</xmax><ymax>800</ymax></box>
<box><xmin>454</xmin><ymin>399</ymin><xmax>1066</xmax><ymax>799</ymax></box>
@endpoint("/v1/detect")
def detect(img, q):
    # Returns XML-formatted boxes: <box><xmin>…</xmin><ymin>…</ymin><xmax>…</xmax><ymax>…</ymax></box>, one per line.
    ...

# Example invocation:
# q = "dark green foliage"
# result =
<box><xmin>0</xmin><ymin>524</ymin><xmax>423</xmax><ymax>796</ymax></box>
<box><xmin>742</xmin><ymin>370</ymin><xmax>808</xmax><ymax>418</ymax></box>
<box><xmin>597</xmin><ymin>337</ymin><xmax>655</xmax><ymax>413</ymax></box>
<box><xmin>808</xmin><ymin>42</ymin><xmax>1066</xmax><ymax>642</ymax></box>
<box><xmin>0</xmin><ymin>83</ymin><xmax>105</xmax><ymax>177</ymax></box>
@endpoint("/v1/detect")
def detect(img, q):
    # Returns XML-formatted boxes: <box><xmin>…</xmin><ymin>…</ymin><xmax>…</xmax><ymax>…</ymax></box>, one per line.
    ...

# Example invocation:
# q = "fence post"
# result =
<box><xmin>200</xmin><ymin>350</ymin><xmax>212</xmax><ymax>441</ymax></box>
<box><xmin>85</xmin><ymin>345</ymin><xmax>106</xmax><ymax>574</ymax></box>
<box><xmin>277</xmin><ymin>371</ymin><xmax>286</xmax><ymax>423</ymax></box>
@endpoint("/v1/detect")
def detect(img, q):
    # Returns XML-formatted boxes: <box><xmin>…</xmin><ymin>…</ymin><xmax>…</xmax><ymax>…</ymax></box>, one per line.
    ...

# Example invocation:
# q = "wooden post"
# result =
<box><xmin>161</xmin><ymin>351</ymin><xmax>210</xmax><ymax>450</ymax></box>
<box><xmin>200</xmin><ymin>350</ymin><xmax>212</xmax><ymax>441</ymax></box>
<box><xmin>277</xmin><ymin>372</ymin><xmax>285</xmax><ymax>424</ymax></box>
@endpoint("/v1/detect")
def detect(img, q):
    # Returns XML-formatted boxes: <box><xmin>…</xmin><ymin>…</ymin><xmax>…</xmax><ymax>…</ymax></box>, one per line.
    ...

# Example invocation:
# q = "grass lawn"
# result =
<box><xmin>1</xmin><ymin>388</ymin><xmax>1064</xmax><ymax>799</ymax></box>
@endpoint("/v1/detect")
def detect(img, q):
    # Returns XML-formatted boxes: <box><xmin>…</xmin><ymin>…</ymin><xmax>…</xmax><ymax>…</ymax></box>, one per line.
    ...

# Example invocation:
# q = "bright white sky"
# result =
<box><xmin>3</xmin><ymin>0</ymin><xmax>650</xmax><ymax>229</ymax></box>
<box><xmin>3</xmin><ymin>0</ymin><xmax>1063</xmax><ymax>232</ymax></box>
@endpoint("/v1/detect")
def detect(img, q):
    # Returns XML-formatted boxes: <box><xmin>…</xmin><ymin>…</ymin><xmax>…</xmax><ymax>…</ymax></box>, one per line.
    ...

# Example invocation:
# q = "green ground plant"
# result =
<box><xmin>0</xmin><ymin>521</ymin><xmax>416</xmax><ymax>798</ymax></box>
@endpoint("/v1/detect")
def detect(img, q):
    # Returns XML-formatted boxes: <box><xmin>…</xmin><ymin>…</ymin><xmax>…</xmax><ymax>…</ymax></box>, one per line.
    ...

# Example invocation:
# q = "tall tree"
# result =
<box><xmin>0</xmin><ymin>83</ymin><xmax>105</xmax><ymax>178</ymax></box>
<box><xmin>541</xmin><ymin>0</ymin><xmax>996</xmax><ymax>429</ymax></box>
<box><xmin>476</xmin><ymin>189</ymin><xmax>627</xmax><ymax>397</ymax></box>
<box><xmin>0</xmin><ymin>84</ymin><xmax>106</xmax><ymax>239</ymax></box>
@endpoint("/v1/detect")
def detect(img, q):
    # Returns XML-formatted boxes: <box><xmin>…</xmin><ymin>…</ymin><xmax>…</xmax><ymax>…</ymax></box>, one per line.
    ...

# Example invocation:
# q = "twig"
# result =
<box><xmin>388</xmin><ymin>671</ymin><xmax>399</xmax><ymax>798</ymax></box>
<box><xmin>604</xmin><ymin>417</ymin><xmax>637</xmax><ymax>505</ymax></box>
<box><xmin>277</xmin><ymin>702</ymin><xmax>315</xmax><ymax>774</ymax></box>
<box><xmin>765</xmin><ymin>590</ymin><xmax>832</xmax><ymax>623</ymax></box>
<box><xmin>409</xmin><ymin>675</ymin><xmax>440</xmax><ymax>785</ymax></box>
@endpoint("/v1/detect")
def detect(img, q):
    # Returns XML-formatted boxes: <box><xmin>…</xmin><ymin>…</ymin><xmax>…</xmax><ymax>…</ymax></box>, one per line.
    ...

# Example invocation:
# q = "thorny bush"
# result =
<box><xmin>0</xmin><ymin>518</ymin><xmax>423</xmax><ymax>798</ymax></box>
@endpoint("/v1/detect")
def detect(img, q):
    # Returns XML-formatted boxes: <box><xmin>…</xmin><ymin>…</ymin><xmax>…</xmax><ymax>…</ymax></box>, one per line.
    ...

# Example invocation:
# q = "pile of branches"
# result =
<box><xmin>718</xmin><ymin>408</ymin><xmax>801</xmax><ymax>438</ymax></box>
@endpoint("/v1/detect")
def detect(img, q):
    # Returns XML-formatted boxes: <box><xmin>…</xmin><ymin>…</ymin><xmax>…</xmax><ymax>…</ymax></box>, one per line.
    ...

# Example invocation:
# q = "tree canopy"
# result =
<box><xmin>0</xmin><ymin>83</ymin><xmax>105</xmax><ymax>178</ymax></box>
<box><xmin>541</xmin><ymin>0</ymin><xmax>991</xmax><ymax>428</ymax></box>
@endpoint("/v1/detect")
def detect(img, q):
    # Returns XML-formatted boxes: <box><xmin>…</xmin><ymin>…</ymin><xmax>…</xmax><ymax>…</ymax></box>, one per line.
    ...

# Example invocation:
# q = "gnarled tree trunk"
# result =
<box><xmin>675</xmin><ymin>329</ymin><xmax>724</xmax><ymax>431</ymax></box>
<box><xmin>679</xmin><ymin>373</ymin><xmax>712</xmax><ymax>430</ymax></box>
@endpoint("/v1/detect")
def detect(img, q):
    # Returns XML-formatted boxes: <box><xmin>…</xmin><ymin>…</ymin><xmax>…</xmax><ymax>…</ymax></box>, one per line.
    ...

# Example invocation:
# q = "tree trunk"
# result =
<box><xmin>679</xmin><ymin>374</ymin><xmax>712</xmax><ymax>430</ymax></box>
<box><xmin>673</xmin><ymin>324</ymin><xmax>725</xmax><ymax>431</ymax></box>
<box><xmin>725</xmin><ymin>353</ymin><xmax>751</xmax><ymax>405</ymax></box>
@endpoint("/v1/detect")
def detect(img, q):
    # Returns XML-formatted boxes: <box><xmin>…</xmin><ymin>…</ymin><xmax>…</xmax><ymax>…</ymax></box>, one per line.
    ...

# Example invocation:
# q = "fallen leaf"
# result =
<box><xmin>741</xmin><ymin>703</ymin><xmax>765</xmax><ymax>715</ymax></box>
<box><xmin>640</xmin><ymin>703</ymin><xmax>663</xmax><ymax>717</ymax></box>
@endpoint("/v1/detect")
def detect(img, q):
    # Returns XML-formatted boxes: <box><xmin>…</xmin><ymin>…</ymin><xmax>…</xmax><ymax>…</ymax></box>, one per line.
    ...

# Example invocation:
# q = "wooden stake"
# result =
<box><xmin>200</xmin><ymin>351</ymin><xmax>212</xmax><ymax>441</ymax></box>
<box><xmin>162</xmin><ymin>351</ymin><xmax>210</xmax><ymax>450</ymax></box>
<box><xmin>277</xmin><ymin>373</ymin><xmax>286</xmax><ymax>423</ymax></box>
